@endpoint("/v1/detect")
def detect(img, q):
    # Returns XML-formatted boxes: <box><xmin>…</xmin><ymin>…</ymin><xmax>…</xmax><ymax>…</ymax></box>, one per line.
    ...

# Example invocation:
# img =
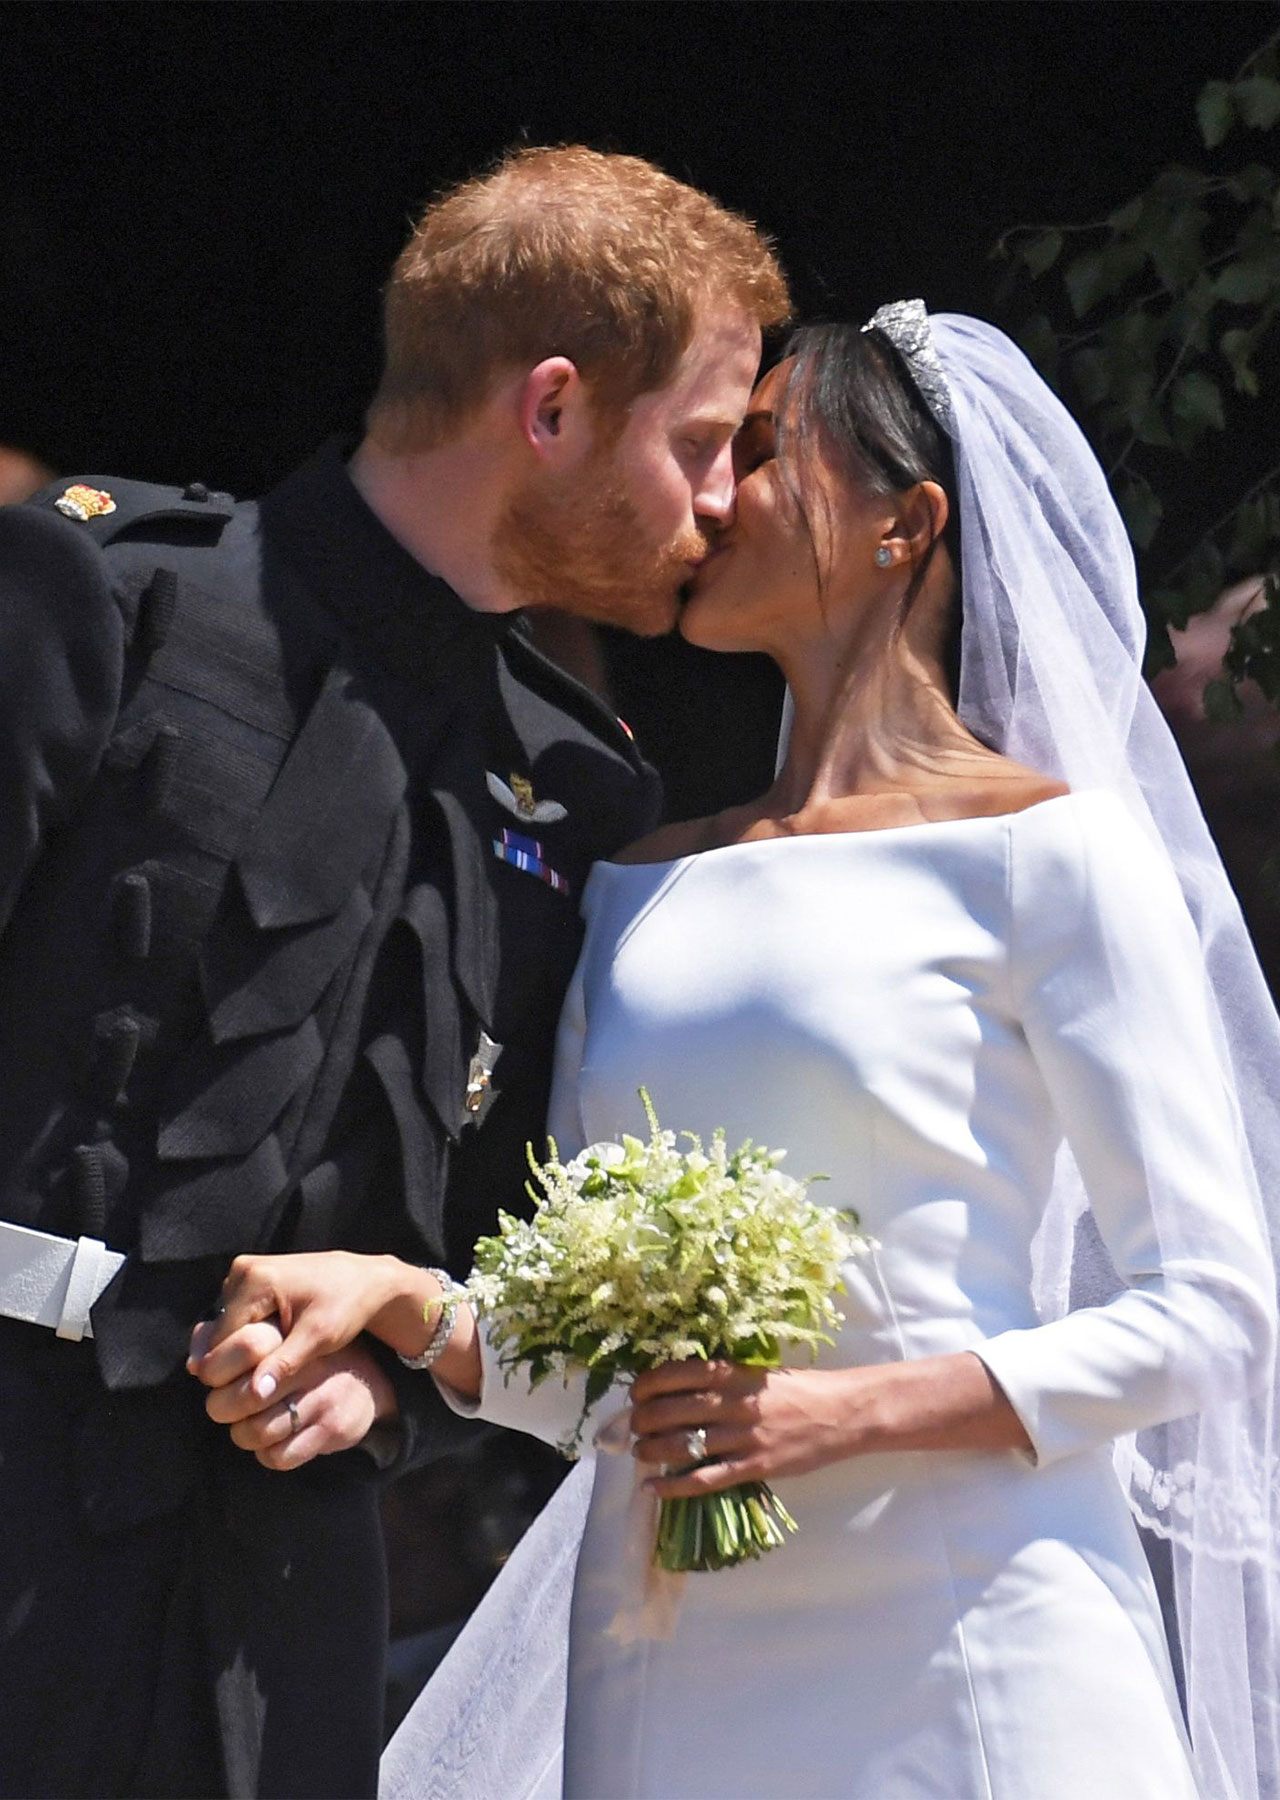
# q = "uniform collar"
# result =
<box><xmin>260</xmin><ymin>439</ymin><xmax>524</xmax><ymax>688</ymax></box>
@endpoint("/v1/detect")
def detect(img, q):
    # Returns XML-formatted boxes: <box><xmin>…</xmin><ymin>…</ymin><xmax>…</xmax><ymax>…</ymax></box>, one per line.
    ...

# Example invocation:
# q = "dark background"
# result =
<box><xmin>7</xmin><ymin>0</ymin><xmax>1279</xmax><ymax>1678</ymax></box>
<box><xmin>4</xmin><ymin>0</ymin><xmax>1273</xmax><ymax>811</ymax></box>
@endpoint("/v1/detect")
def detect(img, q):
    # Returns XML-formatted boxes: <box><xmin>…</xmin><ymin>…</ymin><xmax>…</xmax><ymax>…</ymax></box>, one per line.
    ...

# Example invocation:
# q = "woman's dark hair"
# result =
<box><xmin>772</xmin><ymin>321</ymin><xmax>963</xmax><ymax>701</ymax></box>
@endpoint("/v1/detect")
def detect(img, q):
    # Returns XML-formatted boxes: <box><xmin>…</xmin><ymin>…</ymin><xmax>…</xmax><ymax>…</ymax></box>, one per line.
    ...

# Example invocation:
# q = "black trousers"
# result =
<box><xmin>0</xmin><ymin>1327</ymin><xmax>388</xmax><ymax>1799</ymax></box>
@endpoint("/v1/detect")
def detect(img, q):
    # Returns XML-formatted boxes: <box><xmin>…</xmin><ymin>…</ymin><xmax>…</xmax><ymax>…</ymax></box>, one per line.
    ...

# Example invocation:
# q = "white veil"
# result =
<box><xmin>926</xmin><ymin>306</ymin><xmax>1280</xmax><ymax>1800</ymax></box>
<box><xmin>384</xmin><ymin>308</ymin><xmax>1280</xmax><ymax>1800</ymax></box>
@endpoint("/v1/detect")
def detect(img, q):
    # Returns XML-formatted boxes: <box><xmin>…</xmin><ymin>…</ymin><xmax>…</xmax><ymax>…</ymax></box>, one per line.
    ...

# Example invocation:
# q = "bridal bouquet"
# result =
<box><xmin>468</xmin><ymin>1094</ymin><xmax>864</xmax><ymax>1574</ymax></box>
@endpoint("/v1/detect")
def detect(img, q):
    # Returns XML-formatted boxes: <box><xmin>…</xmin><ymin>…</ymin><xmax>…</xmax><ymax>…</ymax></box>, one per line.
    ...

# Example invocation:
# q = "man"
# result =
<box><xmin>0</xmin><ymin>145</ymin><xmax>787</xmax><ymax>1799</ymax></box>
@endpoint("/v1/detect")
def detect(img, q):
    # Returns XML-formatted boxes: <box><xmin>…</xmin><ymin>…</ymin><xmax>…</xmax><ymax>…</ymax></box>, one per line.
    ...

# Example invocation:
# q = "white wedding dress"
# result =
<box><xmin>386</xmin><ymin>789</ymin><xmax>1271</xmax><ymax>1800</ymax></box>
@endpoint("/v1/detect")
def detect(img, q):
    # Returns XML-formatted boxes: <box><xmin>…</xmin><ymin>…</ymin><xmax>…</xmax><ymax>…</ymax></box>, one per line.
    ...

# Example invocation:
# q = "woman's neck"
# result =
<box><xmin>768</xmin><ymin>581</ymin><xmax>990</xmax><ymax>821</ymax></box>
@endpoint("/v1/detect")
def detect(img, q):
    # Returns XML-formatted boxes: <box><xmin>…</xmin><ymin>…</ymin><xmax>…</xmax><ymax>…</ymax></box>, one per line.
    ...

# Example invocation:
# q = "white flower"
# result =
<box><xmin>468</xmin><ymin>1090</ymin><xmax>866</xmax><ymax>1457</ymax></box>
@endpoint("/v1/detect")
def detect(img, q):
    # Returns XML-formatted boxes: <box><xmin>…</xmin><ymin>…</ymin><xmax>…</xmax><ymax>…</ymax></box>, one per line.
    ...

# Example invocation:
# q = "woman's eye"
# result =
<box><xmin>732</xmin><ymin>427</ymin><xmax>774</xmax><ymax>481</ymax></box>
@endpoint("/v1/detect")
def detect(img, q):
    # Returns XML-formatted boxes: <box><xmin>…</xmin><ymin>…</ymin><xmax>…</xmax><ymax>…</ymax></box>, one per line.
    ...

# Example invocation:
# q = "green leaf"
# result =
<box><xmin>1224</xmin><ymin>162</ymin><xmax>1277</xmax><ymax>203</ymax></box>
<box><xmin>1227</xmin><ymin>495</ymin><xmax>1273</xmax><ymax>567</ymax></box>
<box><xmin>1235</xmin><ymin>75</ymin><xmax>1280</xmax><ymax>133</ymax></box>
<box><xmin>1149</xmin><ymin>205</ymin><xmax>1210</xmax><ymax>292</ymax></box>
<box><xmin>1220</xmin><ymin>327</ymin><xmax>1260</xmax><ymax>397</ymax></box>
<box><xmin>584</xmin><ymin>1362</ymin><xmax>613</xmax><ymax>1409</ymax></box>
<box><xmin>1116</xmin><ymin>475</ymin><xmax>1164</xmax><ymax>549</ymax></box>
<box><xmin>1197</xmin><ymin>79</ymin><xmax>1235</xmax><ymax>148</ymax></box>
<box><xmin>1178</xmin><ymin>542</ymin><xmax>1227</xmax><ymax>616</ymax></box>
<box><xmin>1131</xmin><ymin>408</ymin><xmax>1176</xmax><ymax>450</ymax></box>
<box><xmin>1016</xmin><ymin>313</ymin><xmax>1061</xmax><ymax>380</ymax></box>
<box><xmin>1153</xmin><ymin>164</ymin><xmax>1210</xmax><ymax>203</ymax></box>
<box><xmin>1215</xmin><ymin>257</ymin><xmax>1280</xmax><ymax>304</ymax></box>
<box><xmin>1203</xmin><ymin>677</ymin><xmax>1245</xmax><ymax>723</ymax></box>
<box><xmin>1065</xmin><ymin>250</ymin><xmax>1106</xmax><ymax>318</ymax></box>
<box><xmin>1108</xmin><ymin>196</ymin><xmax>1145</xmax><ymax>234</ymax></box>
<box><xmin>1150</xmin><ymin>586</ymin><xmax>1193</xmax><ymax>630</ymax></box>
<box><xmin>1069</xmin><ymin>346</ymin><xmax>1113</xmax><ymax>406</ymax></box>
<box><xmin>1170</xmin><ymin>369</ymin><xmax>1226</xmax><ymax>438</ymax></box>
<box><xmin>1020</xmin><ymin>229</ymin><xmax>1064</xmax><ymax>278</ymax></box>
<box><xmin>1143</xmin><ymin>618</ymin><xmax>1176</xmax><ymax>677</ymax></box>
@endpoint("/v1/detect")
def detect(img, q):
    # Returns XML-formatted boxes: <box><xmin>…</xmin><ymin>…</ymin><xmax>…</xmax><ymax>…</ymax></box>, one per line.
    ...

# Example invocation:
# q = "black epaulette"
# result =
<box><xmin>28</xmin><ymin>474</ymin><xmax>236</xmax><ymax>546</ymax></box>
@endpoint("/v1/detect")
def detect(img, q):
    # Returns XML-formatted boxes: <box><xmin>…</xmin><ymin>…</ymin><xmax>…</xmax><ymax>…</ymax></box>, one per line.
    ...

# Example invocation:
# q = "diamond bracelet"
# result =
<box><xmin>396</xmin><ymin>1268</ymin><xmax>465</xmax><ymax>1372</ymax></box>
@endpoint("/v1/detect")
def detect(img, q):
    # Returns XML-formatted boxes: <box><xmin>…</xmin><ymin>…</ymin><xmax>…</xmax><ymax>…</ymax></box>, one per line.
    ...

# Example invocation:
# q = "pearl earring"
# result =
<box><xmin>875</xmin><ymin>546</ymin><xmax>893</xmax><ymax>567</ymax></box>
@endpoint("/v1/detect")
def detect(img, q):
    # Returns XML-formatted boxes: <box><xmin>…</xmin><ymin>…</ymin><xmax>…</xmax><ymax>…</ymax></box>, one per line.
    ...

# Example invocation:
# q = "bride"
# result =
<box><xmin>193</xmin><ymin>304</ymin><xmax>1280</xmax><ymax>1799</ymax></box>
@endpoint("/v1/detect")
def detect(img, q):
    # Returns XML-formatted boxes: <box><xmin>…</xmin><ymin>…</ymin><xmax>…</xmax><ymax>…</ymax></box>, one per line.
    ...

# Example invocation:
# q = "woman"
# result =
<box><xmin>194</xmin><ymin>306</ymin><xmax>1280</xmax><ymax>1799</ymax></box>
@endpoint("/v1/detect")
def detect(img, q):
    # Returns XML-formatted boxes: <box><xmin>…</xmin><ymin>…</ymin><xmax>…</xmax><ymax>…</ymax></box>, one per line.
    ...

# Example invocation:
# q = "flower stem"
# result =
<box><xmin>654</xmin><ymin>1482</ymin><xmax>798</xmax><ymax>1574</ymax></box>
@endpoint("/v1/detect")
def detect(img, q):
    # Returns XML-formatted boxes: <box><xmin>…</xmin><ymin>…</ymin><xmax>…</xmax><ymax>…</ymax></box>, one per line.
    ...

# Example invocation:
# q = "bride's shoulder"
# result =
<box><xmin>609</xmin><ymin>804</ymin><xmax>752</xmax><ymax>866</ymax></box>
<box><xmin>956</xmin><ymin>759</ymin><xmax>1070</xmax><ymax>822</ymax></box>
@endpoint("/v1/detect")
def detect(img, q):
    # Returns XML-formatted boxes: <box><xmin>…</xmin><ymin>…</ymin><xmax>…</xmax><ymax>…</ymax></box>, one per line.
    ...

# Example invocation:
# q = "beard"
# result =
<box><xmin>491</xmin><ymin>456</ymin><xmax>708</xmax><ymax>636</ymax></box>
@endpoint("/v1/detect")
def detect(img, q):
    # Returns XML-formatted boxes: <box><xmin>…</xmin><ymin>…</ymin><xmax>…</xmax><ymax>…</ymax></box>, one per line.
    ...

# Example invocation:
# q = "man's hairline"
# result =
<box><xmin>368</xmin><ymin>293</ymin><xmax>763</xmax><ymax>455</ymax></box>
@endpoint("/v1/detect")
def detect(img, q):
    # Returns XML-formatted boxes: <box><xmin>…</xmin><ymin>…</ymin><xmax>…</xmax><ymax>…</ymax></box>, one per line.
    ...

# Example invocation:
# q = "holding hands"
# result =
<box><xmin>187</xmin><ymin>1251</ymin><xmax>1029</xmax><ymax>1477</ymax></box>
<box><xmin>187</xmin><ymin>1252</ymin><xmax>407</xmax><ymax>1468</ymax></box>
<box><xmin>187</xmin><ymin>1250</ymin><xmax>481</xmax><ymax>1467</ymax></box>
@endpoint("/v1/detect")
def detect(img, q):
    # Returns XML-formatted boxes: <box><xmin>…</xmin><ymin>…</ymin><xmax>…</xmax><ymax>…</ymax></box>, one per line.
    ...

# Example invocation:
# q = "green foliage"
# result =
<box><xmin>992</xmin><ymin>29</ymin><xmax>1280</xmax><ymax>716</ymax></box>
<box><xmin>472</xmin><ymin>1094</ymin><xmax>865</xmax><ymax>1573</ymax></box>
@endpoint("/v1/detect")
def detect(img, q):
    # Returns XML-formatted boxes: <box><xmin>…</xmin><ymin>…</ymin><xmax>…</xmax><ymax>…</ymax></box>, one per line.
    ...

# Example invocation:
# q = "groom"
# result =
<box><xmin>0</xmin><ymin>146</ymin><xmax>786</xmax><ymax>1799</ymax></box>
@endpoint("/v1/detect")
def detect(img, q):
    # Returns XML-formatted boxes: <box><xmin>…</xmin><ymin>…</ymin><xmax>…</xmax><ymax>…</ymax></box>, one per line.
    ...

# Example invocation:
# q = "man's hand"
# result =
<box><xmin>194</xmin><ymin>1327</ymin><xmax>398</xmax><ymax>1470</ymax></box>
<box><xmin>187</xmin><ymin>1250</ymin><xmax>404</xmax><ymax>1404</ymax></box>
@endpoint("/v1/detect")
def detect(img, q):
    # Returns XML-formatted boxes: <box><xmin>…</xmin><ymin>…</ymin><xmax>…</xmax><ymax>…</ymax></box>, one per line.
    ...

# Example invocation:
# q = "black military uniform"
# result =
<box><xmin>0</xmin><ymin>444</ymin><xmax>659</xmax><ymax>1798</ymax></box>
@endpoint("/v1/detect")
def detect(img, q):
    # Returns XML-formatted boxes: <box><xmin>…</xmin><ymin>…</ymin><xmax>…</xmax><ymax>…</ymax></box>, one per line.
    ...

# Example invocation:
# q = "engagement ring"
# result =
<box><xmin>682</xmin><ymin>1427</ymin><xmax>709</xmax><ymax>1464</ymax></box>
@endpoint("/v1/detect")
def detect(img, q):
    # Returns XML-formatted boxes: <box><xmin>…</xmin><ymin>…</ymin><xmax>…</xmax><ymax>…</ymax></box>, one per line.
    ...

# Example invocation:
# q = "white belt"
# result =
<box><xmin>0</xmin><ymin>1220</ymin><xmax>126</xmax><ymax>1341</ymax></box>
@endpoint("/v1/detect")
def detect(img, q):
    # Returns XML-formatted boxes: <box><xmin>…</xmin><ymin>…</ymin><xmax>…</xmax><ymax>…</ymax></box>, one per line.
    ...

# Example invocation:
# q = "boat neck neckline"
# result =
<box><xmin>595</xmin><ymin>788</ymin><xmax>1098</xmax><ymax>875</ymax></box>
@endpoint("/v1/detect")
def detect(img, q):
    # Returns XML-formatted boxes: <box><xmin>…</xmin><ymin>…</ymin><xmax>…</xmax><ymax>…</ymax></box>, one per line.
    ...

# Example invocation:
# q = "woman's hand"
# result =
<box><xmin>629</xmin><ymin>1360</ymin><xmax>861</xmax><ymax>1496</ymax></box>
<box><xmin>187</xmin><ymin>1250</ymin><xmax>415</xmax><ymax>1402</ymax></box>
<box><xmin>187</xmin><ymin>1248</ymin><xmax>484</xmax><ymax>1408</ymax></box>
<box><xmin>630</xmin><ymin>1352</ymin><xmax>1033</xmax><ymax>1497</ymax></box>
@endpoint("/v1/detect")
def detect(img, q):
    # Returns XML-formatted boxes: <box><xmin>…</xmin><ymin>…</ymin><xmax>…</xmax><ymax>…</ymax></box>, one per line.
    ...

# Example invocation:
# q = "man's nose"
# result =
<box><xmin>693</xmin><ymin>444</ymin><xmax>736</xmax><ymax>527</ymax></box>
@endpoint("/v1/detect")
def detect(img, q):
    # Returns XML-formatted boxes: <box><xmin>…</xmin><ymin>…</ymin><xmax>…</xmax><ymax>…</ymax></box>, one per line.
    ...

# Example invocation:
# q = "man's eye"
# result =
<box><xmin>732</xmin><ymin>430</ymin><xmax>774</xmax><ymax>480</ymax></box>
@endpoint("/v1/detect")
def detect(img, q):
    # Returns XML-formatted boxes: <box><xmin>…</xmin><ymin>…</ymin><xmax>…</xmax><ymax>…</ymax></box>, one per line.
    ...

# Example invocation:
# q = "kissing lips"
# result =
<box><xmin>686</xmin><ymin>541</ymin><xmax>731</xmax><ymax>595</ymax></box>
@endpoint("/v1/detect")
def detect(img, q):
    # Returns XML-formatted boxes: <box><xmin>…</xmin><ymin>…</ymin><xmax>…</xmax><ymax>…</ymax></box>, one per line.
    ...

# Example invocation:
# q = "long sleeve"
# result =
<box><xmin>0</xmin><ymin>507</ymin><xmax>124</xmax><ymax>935</ymax></box>
<box><xmin>974</xmin><ymin>793</ymin><xmax>1276</xmax><ymax>1468</ymax></box>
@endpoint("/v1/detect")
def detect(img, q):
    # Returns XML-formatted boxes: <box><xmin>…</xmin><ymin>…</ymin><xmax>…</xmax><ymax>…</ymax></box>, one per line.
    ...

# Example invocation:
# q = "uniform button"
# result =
<box><xmin>70</xmin><ymin>1141</ymin><xmax>129</xmax><ymax>1238</ymax></box>
<box><xmin>182</xmin><ymin>481</ymin><xmax>209</xmax><ymax>503</ymax></box>
<box><xmin>94</xmin><ymin>1010</ymin><xmax>142</xmax><ymax>1106</ymax></box>
<box><xmin>112</xmin><ymin>871</ymin><xmax>153</xmax><ymax>960</ymax></box>
<box><xmin>146</xmin><ymin>725</ymin><xmax>181</xmax><ymax>813</ymax></box>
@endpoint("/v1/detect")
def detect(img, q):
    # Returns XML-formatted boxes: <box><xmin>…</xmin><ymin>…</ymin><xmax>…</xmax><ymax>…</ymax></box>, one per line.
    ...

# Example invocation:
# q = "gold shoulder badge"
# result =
<box><xmin>54</xmin><ymin>484</ymin><xmax>117</xmax><ymax>523</ymax></box>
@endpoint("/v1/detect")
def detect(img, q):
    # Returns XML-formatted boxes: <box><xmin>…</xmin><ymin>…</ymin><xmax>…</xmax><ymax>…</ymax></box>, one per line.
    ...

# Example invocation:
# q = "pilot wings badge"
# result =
<box><xmin>486</xmin><ymin>770</ymin><xmax>568</xmax><ymax>824</ymax></box>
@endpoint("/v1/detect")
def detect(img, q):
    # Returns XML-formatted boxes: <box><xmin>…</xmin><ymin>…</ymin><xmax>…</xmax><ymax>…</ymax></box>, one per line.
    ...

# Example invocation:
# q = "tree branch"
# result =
<box><xmin>1106</xmin><ymin>327</ymin><xmax>1196</xmax><ymax>479</ymax></box>
<box><xmin>1235</xmin><ymin>27</ymin><xmax>1280</xmax><ymax>80</ymax></box>
<box><xmin>1154</xmin><ymin>459</ymin><xmax>1280</xmax><ymax>587</ymax></box>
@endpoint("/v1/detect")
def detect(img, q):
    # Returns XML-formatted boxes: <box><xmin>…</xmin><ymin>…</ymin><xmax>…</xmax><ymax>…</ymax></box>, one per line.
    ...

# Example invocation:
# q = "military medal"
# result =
<box><xmin>492</xmin><ymin>828</ymin><xmax>570</xmax><ymax>895</ymax></box>
<box><xmin>54</xmin><ymin>485</ymin><xmax>117</xmax><ymax>523</ymax></box>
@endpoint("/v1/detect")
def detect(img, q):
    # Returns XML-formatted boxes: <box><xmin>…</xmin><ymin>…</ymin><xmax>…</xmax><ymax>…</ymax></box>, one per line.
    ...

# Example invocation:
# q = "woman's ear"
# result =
<box><xmin>900</xmin><ymin>480</ymin><xmax>949</xmax><ymax>559</ymax></box>
<box><xmin>874</xmin><ymin>482</ymin><xmax>950</xmax><ymax>571</ymax></box>
<box><xmin>517</xmin><ymin>357</ymin><xmax>585</xmax><ymax>459</ymax></box>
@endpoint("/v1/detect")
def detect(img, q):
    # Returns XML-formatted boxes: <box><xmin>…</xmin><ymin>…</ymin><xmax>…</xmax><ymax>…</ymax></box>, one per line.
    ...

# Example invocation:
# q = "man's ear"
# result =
<box><xmin>517</xmin><ymin>357</ymin><xmax>587</xmax><ymax>460</ymax></box>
